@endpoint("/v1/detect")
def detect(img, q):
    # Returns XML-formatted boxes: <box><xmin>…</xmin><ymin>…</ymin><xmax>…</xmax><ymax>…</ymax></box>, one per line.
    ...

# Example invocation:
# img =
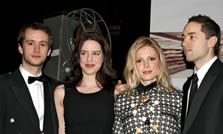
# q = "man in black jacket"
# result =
<box><xmin>181</xmin><ymin>14</ymin><xmax>223</xmax><ymax>134</ymax></box>
<box><xmin>0</xmin><ymin>22</ymin><xmax>59</xmax><ymax>134</ymax></box>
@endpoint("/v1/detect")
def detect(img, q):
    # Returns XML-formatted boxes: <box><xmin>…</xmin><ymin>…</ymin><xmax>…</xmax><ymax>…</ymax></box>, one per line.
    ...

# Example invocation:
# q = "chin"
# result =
<box><xmin>186</xmin><ymin>57</ymin><xmax>194</xmax><ymax>62</ymax></box>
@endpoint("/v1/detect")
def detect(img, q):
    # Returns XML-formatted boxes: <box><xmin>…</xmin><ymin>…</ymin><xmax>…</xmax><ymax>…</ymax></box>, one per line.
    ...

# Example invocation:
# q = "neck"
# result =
<box><xmin>141</xmin><ymin>79</ymin><xmax>156</xmax><ymax>86</ymax></box>
<box><xmin>21</xmin><ymin>64</ymin><xmax>42</xmax><ymax>76</ymax></box>
<box><xmin>194</xmin><ymin>55</ymin><xmax>215</xmax><ymax>70</ymax></box>
<box><xmin>80</xmin><ymin>74</ymin><xmax>102</xmax><ymax>88</ymax></box>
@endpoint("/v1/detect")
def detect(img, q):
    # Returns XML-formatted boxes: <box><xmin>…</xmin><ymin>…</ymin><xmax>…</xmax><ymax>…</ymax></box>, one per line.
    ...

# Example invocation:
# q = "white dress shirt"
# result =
<box><xmin>19</xmin><ymin>65</ymin><xmax>45</xmax><ymax>131</ymax></box>
<box><xmin>186</xmin><ymin>56</ymin><xmax>217</xmax><ymax>115</ymax></box>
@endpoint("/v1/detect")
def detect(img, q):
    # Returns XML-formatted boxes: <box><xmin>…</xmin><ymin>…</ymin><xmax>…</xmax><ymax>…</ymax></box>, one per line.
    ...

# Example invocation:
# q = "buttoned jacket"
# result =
<box><xmin>0</xmin><ymin>69</ymin><xmax>59</xmax><ymax>134</ymax></box>
<box><xmin>113</xmin><ymin>83</ymin><xmax>182</xmax><ymax>134</ymax></box>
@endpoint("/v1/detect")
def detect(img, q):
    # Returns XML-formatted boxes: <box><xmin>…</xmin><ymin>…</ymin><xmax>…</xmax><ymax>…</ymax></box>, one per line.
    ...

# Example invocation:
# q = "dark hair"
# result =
<box><xmin>65</xmin><ymin>31</ymin><xmax>117</xmax><ymax>87</ymax></box>
<box><xmin>188</xmin><ymin>14</ymin><xmax>221</xmax><ymax>55</ymax></box>
<box><xmin>17</xmin><ymin>22</ymin><xmax>53</xmax><ymax>48</ymax></box>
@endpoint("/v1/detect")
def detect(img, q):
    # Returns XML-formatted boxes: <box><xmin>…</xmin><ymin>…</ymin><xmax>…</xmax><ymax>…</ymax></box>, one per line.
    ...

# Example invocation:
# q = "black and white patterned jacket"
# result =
<box><xmin>113</xmin><ymin>82</ymin><xmax>182</xmax><ymax>134</ymax></box>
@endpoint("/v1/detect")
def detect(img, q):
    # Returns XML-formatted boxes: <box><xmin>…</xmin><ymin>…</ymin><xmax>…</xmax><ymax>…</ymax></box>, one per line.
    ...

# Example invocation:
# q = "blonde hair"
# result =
<box><xmin>124</xmin><ymin>36</ymin><xmax>176</xmax><ymax>94</ymax></box>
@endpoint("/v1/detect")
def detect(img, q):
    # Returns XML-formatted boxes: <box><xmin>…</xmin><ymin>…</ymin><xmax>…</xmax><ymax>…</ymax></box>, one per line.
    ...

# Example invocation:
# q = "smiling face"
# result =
<box><xmin>80</xmin><ymin>40</ymin><xmax>103</xmax><ymax>76</ymax></box>
<box><xmin>135</xmin><ymin>46</ymin><xmax>160</xmax><ymax>85</ymax></box>
<box><xmin>18</xmin><ymin>28</ymin><xmax>51</xmax><ymax>70</ymax></box>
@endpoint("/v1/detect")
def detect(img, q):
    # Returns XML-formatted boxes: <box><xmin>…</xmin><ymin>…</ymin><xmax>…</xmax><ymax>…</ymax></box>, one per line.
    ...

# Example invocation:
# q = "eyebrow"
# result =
<box><xmin>182</xmin><ymin>32</ymin><xmax>197</xmax><ymax>37</ymax></box>
<box><xmin>25</xmin><ymin>40</ymin><xmax>48</xmax><ymax>43</ymax></box>
<box><xmin>80</xmin><ymin>50</ymin><xmax>102</xmax><ymax>53</ymax></box>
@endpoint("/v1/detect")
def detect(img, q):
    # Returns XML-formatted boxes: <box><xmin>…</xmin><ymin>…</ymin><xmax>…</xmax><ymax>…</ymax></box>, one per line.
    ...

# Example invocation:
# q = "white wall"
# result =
<box><xmin>150</xmin><ymin>0</ymin><xmax>223</xmax><ymax>89</ymax></box>
<box><xmin>150</xmin><ymin>0</ymin><xmax>223</xmax><ymax>32</ymax></box>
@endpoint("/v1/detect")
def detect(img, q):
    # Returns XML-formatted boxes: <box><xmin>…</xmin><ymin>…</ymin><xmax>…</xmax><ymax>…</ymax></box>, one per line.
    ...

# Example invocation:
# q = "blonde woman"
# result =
<box><xmin>113</xmin><ymin>36</ymin><xmax>182</xmax><ymax>134</ymax></box>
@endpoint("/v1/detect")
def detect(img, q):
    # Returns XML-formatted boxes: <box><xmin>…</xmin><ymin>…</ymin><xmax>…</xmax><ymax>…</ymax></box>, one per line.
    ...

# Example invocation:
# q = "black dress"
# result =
<box><xmin>64</xmin><ymin>83</ymin><xmax>114</xmax><ymax>134</ymax></box>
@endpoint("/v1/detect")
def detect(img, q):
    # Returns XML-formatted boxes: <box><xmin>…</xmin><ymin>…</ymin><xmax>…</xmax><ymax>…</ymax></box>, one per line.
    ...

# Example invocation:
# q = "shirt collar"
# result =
<box><xmin>195</xmin><ymin>56</ymin><xmax>217</xmax><ymax>87</ymax></box>
<box><xmin>19</xmin><ymin>65</ymin><xmax>42</xmax><ymax>84</ymax></box>
<box><xmin>137</xmin><ymin>81</ymin><xmax>157</xmax><ymax>94</ymax></box>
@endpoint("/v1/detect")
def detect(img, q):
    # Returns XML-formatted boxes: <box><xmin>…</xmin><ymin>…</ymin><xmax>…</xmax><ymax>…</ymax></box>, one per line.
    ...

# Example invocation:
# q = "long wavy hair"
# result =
<box><xmin>124</xmin><ymin>36</ymin><xmax>176</xmax><ymax>94</ymax></box>
<box><xmin>65</xmin><ymin>32</ymin><xmax>117</xmax><ymax>88</ymax></box>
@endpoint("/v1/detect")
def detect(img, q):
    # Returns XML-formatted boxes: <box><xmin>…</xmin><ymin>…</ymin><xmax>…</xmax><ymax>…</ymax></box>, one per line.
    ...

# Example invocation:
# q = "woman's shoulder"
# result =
<box><xmin>55</xmin><ymin>84</ymin><xmax>65</xmax><ymax>93</ymax></box>
<box><xmin>54</xmin><ymin>84</ymin><xmax>65</xmax><ymax>101</ymax></box>
<box><xmin>55</xmin><ymin>84</ymin><xmax>65</xmax><ymax>89</ymax></box>
<box><xmin>171</xmin><ymin>89</ymin><xmax>183</xmax><ymax>97</ymax></box>
<box><xmin>114</xmin><ymin>90</ymin><xmax>132</xmax><ymax>104</ymax></box>
<box><xmin>158</xmin><ymin>86</ymin><xmax>183</xmax><ymax>98</ymax></box>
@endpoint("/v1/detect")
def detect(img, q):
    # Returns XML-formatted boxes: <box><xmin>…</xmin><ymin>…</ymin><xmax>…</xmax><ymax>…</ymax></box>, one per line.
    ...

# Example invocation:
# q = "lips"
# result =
<box><xmin>32</xmin><ymin>55</ymin><xmax>41</xmax><ymax>58</ymax></box>
<box><xmin>143</xmin><ymin>70</ymin><xmax>152</xmax><ymax>74</ymax></box>
<box><xmin>183</xmin><ymin>48</ymin><xmax>191</xmax><ymax>55</ymax></box>
<box><xmin>85</xmin><ymin>64</ymin><xmax>95</xmax><ymax>68</ymax></box>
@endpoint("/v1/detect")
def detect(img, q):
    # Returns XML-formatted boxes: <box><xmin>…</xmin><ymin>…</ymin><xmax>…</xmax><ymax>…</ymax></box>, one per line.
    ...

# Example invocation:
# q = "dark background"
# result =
<box><xmin>0</xmin><ymin>0</ymin><xmax>151</xmax><ymax>79</ymax></box>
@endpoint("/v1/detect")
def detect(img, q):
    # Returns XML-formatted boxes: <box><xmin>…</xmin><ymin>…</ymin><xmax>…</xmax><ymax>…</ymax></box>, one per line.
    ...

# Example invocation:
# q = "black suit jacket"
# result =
<box><xmin>182</xmin><ymin>59</ymin><xmax>223</xmax><ymax>134</ymax></box>
<box><xmin>0</xmin><ymin>69</ymin><xmax>59</xmax><ymax>134</ymax></box>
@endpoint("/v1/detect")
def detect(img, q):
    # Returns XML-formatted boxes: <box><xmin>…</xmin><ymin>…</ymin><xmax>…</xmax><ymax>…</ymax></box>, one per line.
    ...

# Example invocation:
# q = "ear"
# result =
<box><xmin>18</xmin><ymin>44</ymin><xmax>23</xmax><ymax>54</ymax></box>
<box><xmin>208</xmin><ymin>36</ymin><xmax>218</xmax><ymax>48</ymax></box>
<box><xmin>47</xmin><ymin>48</ymin><xmax>52</xmax><ymax>56</ymax></box>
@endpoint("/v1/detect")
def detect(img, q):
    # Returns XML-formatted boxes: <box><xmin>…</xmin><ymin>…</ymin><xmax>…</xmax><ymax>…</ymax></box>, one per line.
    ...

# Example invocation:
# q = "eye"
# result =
<box><xmin>26</xmin><ymin>41</ymin><xmax>34</xmax><ymax>45</ymax></box>
<box><xmin>93</xmin><ymin>52</ymin><xmax>100</xmax><ymax>56</ymax></box>
<box><xmin>189</xmin><ymin>35</ymin><xmax>197</xmax><ymax>40</ymax></box>
<box><xmin>149</xmin><ymin>57</ymin><xmax>156</xmax><ymax>61</ymax></box>
<box><xmin>40</xmin><ymin>43</ymin><xmax>48</xmax><ymax>47</ymax></box>
<box><xmin>136</xmin><ymin>59</ymin><xmax>142</xmax><ymax>63</ymax></box>
<box><xmin>27</xmin><ymin>42</ymin><xmax>33</xmax><ymax>45</ymax></box>
<box><xmin>80</xmin><ymin>51</ymin><xmax>86</xmax><ymax>55</ymax></box>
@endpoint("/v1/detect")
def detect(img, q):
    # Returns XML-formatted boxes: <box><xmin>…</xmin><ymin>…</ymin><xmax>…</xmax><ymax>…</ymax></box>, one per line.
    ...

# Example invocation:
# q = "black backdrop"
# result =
<box><xmin>0</xmin><ymin>1</ymin><xmax>151</xmax><ymax>80</ymax></box>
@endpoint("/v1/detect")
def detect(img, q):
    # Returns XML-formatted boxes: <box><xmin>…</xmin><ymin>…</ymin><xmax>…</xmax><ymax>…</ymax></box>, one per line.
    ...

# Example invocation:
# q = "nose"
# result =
<box><xmin>34</xmin><ymin>44</ymin><xmax>40</xmax><ymax>52</ymax></box>
<box><xmin>182</xmin><ymin>39</ymin><xmax>189</xmax><ymax>48</ymax></box>
<box><xmin>182</xmin><ymin>36</ymin><xmax>191</xmax><ymax>47</ymax></box>
<box><xmin>181</xmin><ymin>36</ymin><xmax>186</xmax><ymax>45</ymax></box>
<box><xmin>144</xmin><ymin>61</ymin><xmax>150</xmax><ymax>67</ymax></box>
<box><xmin>87</xmin><ymin>53</ymin><xmax>93</xmax><ymax>61</ymax></box>
<box><xmin>182</xmin><ymin>41</ymin><xmax>186</xmax><ymax>48</ymax></box>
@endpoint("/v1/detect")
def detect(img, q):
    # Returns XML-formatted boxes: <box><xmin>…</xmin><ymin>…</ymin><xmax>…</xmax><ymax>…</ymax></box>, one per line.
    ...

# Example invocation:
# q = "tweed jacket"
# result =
<box><xmin>113</xmin><ymin>82</ymin><xmax>182</xmax><ymax>134</ymax></box>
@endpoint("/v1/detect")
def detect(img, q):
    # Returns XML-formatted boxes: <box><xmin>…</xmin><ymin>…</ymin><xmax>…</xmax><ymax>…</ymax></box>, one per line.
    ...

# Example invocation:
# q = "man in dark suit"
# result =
<box><xmin>181</xmin><ymin>14</ymin><xmax>223</xmax><ymax>134</ymax></box>
<box><xmin>0</xmin><ymin>22</ymin><xmax>58</xmax><ymax>134</ymax></box>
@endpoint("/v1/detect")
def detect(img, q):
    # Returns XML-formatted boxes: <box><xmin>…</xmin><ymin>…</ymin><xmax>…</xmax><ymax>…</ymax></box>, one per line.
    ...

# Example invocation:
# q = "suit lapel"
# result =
<box><xmin>42</xmin><ymin>79</ymin><xmax>51</xmax><ymax>132</ymax></box>
<box><xmin>11</xmin><ymin>69</ymin><xmax>40</xmax><ymax>130</ymax></box>
<box><xmin>183</xmin><ymin>60</ymin><xmax>221</xmax><ymax>134</ymax></box>
<box><xmin>181</xmin><ymin>76</ymin><xmax>192</xmax><ymax>130</ymax></box>
<box><xmin>42</xmin><ymin>75</ymin><xmax>58</xmax><ymax>134</ymax></box>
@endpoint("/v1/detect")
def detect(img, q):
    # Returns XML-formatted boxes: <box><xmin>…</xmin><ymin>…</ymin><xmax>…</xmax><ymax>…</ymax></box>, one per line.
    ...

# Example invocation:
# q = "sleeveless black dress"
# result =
<box><xmin>64</xmin><ymin>83</ymin><xmax>114</xmax><ymax>134</ymax></box>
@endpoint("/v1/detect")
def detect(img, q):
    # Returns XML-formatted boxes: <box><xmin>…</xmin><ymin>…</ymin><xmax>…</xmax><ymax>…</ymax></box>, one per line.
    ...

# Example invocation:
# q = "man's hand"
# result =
<box><xmin>114</xmin><ymin>80</ymin><xmax>127</xmax><ymax>96</ymax></box>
